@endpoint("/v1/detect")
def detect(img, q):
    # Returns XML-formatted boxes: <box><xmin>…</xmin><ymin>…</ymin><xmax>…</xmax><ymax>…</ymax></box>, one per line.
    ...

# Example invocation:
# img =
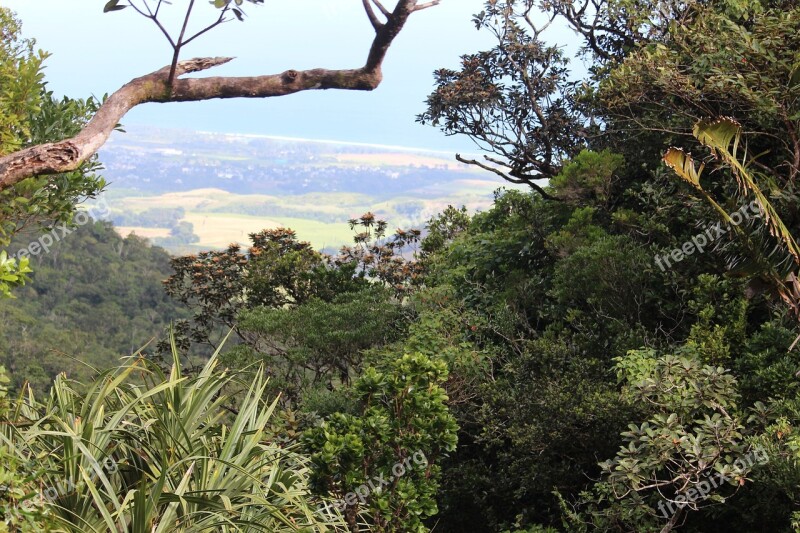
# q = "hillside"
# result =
<box><xmin>0</xmin><ymin>220</ymin><xmax>188</xmax><ymax>391</ymax></box>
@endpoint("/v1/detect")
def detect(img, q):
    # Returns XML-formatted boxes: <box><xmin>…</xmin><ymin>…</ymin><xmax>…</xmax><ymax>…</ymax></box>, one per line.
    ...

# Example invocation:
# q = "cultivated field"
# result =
<box><xmin>96</xmin><ymin>127</ymin><xmax>522</xmax><ymax>253</ymax></box>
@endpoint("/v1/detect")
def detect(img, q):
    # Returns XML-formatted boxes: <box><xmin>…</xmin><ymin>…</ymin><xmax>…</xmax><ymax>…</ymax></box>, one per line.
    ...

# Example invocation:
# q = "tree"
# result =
<box><xmin>0</xmin><ymin>8</ymin><xmax>105</xmax><ymax>298</ymax></box>
<box><xmin>414</xmin><ymin>1</ymin><xmax>800</xmax><ymax>530</ymax></box>
<box><xmin>162</xmin><ymin>215</ymin><xmax>420</xmax><ymax>401</ymax></box>
<box><xmin>418</xmin><ymin>1</ymin><xmax>583</xmax><ymax>196</ymax></box>
<box><xmin>235</xmin><ymin>285</ymin><xmax>404</xmax><ymax>401</ymax></box>
<box><xmin>162</xmin><ymin>228</ymin><xmax>331</xmax><ymax>352</ymax></box>
<box><xmin>302</xmin><ymin>352</ymin><xmax>458</xmax><ymax>532</ymax></box>
<box><xmin>419</xmin><ymin>0</ymin><xmax>800</xmax><ymax>198</ymax></box>
<box><xmin>599</xmin><ymin>0</ymin><xmax>800</xmax><ymax>182</ymax></box>
<box><xmin>0</xmin><ymin>0</ymin><xmax>440</xmax><ymax>189</ymax></box>
<box><xmin>576</xmin><ymin>350</ymin><xmax>760</xmax><ymax>533</ymax></box>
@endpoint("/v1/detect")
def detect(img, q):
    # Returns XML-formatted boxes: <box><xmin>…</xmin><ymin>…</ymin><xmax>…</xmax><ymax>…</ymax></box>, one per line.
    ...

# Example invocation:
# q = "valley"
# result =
<box><xmin>95</xmin><ymin>126</ymin><xmax>506</xmax><ymax>252</ymax></box>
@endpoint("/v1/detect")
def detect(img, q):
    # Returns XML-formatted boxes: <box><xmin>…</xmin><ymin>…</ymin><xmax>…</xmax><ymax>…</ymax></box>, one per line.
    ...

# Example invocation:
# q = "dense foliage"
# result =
<box><xmin>0</xmin><ymin>219</ymin><xmax>188</xmax><ymax>392</ymax></box>
<box><xmin>0</xmin><ymin>346</ymin><xmax>346</xmax><ymax>532</ymax></box>
<box><xmin>411</xmin><ymin>0</ymin><xmax>800</xmax><ymax>531</ymax></box>
<box><xmin>0</xmin><ymin>7</ymin><xmax>106</xmax><ymax>297</ymax></box>
<box><xmin>6</xmin><ymin>0</ymin><xmax>800</xmax><ymax>532</ymax></box>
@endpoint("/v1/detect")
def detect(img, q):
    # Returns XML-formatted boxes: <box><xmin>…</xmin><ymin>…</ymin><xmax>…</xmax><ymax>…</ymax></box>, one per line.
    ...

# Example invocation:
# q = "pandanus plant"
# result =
<box><xmin>1</xmin><ymin>337</ymin><xmax>346</xmax><ymax>532</ymax></box>
<box><xmin>664</xmin><ymin>117</ymin><xmax>800</xmax><ymax>322</ymax></box>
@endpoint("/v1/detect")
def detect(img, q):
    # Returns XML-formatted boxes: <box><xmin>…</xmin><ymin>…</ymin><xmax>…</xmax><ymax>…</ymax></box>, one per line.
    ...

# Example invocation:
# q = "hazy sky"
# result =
<box><xmin>1</xmin><ymin>0</ymin><xmax>511</xmax><ymax>151</ymax></box>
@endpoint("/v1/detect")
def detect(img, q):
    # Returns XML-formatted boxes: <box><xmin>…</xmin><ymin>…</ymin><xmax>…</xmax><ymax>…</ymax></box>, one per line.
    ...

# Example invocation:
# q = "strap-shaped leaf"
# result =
<box><xmin>663</xmin><ymin>147</ymin><xmax>704</xmax><ymax>189</ymax></box>
<box><xmin>667</xmin><ymin>118</ymin><xmax>800</xmax><ymax>272</ymax></box>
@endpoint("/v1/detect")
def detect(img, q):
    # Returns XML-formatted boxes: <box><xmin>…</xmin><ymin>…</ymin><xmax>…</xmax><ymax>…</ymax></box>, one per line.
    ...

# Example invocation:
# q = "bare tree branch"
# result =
<box><xmin>456</xmin><ymin>154</ymin><xmax>560</xmax><ymax>201</ymax></box>
<box><xmin>372</xmin><ymin>0</ymin><xmax>393</xmax><ymax>17</ymax></box>
<box><xmin>363</xmin><ymin>0</ymin><xmax>385</xmax><ymax>31</ymax></box>
<box><xmin>0</xmin><ymin>0</ymin><xmax>437</xmax><ymax>189</ymax></box>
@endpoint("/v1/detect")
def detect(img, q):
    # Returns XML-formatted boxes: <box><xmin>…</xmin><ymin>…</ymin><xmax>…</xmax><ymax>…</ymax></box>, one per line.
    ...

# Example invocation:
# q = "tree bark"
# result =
<box><xmin>0</xmin><ymin>0</ymin><xmax>439</xmax><ymax>190</ymax></box>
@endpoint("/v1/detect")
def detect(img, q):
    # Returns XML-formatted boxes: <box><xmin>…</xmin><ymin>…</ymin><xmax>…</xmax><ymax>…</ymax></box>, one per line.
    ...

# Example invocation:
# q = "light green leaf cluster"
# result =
<box><xmin>1</xmin><ymin>340</ymin><xmax>346</xmax><ymax>532</ymax></box>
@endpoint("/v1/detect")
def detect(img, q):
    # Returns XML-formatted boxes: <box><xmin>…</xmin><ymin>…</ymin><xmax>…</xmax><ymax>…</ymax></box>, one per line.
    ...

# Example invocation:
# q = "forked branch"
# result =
<box><xmin>0</xmin><ymin>0</ymin><xmax>439</xmax><ymax>190</ymax></box>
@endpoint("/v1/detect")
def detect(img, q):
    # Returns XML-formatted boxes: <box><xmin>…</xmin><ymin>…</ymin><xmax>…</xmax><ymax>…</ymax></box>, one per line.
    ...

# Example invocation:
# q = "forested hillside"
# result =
<box><xmin>0</xmin><ymin>218</ymin><xmax>187</xmax><ymax>391</ymax></box>
<box><xmin>3</xmin><ymin>0</ymin><xmax>800</xmax><ymax>532</ymax></box>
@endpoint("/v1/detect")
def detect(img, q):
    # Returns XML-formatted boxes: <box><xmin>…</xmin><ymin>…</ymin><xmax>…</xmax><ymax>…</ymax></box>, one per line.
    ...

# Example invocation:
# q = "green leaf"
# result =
<box><xmin>103</xmin><ymin>0</ymin><xmax>127</xmax><ymax>13</ymax></box>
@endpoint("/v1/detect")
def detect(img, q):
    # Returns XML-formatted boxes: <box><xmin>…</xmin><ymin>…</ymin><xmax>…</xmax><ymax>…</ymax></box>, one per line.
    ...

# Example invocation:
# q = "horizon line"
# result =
<box><xmin>114</xmin><ymin>123</ymin><xmax>480</xmax><ymax>158</ymax></box>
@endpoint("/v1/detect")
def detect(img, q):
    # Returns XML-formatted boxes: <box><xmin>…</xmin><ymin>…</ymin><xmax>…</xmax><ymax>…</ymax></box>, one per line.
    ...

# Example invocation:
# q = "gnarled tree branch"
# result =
<box><xmin>0</xmin><ymin>0</ymin><xmax>438</xmax><ymax>190</ymax></box>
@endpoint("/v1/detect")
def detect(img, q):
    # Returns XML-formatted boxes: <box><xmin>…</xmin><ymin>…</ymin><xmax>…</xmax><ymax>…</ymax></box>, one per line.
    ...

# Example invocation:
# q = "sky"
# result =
<box><xmin>1</xmin><ymin>0</ymin><xmax>506</xmax><ymax>152</ymax></box>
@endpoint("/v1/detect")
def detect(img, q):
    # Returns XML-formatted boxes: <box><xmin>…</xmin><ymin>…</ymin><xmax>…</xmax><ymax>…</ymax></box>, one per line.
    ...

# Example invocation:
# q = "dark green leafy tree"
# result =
<box><xmin>600</xmin><ymin>0</ymin><xmax>800</xmax><ymax>180</ymax></box>
<box><xmin>162</xmin><ymin>228</ymin><xmax>334</xmax><ymax>351</ymax></box>
<box><xmin>163</xmin><ymin>215</ymin><xmax>420</xmax><ymax>393</ymax></box>
<box><xmin>418</xmin><ymin>2</ymin><xmax>583</xmax><ymax>195</ymax></box>
<box><xmin>235</xmin><ymin>286</ymin><xmax>404</xmax><ymax>402</ymax></box>
<box><xmin>303</xmin><ymin>352</ymin><xmax>458</xmax><ymax>532</ymax></box>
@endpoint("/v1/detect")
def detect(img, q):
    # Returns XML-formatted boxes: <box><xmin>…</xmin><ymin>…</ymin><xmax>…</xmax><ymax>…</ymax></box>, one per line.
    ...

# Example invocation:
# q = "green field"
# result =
<box><xmin>182</xmin><ymin>212</ymin><xmax>356</xmax><ymax>249</ymax></box>
<box><xmin>94</xmin><ymin>128</ymin><xmax>522</xmax><ymax>253</ymax></box>
<box><xmin>101</xmin><ymin>182</ymin><xmax>508</xmax><ymax>252</ymax></box>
